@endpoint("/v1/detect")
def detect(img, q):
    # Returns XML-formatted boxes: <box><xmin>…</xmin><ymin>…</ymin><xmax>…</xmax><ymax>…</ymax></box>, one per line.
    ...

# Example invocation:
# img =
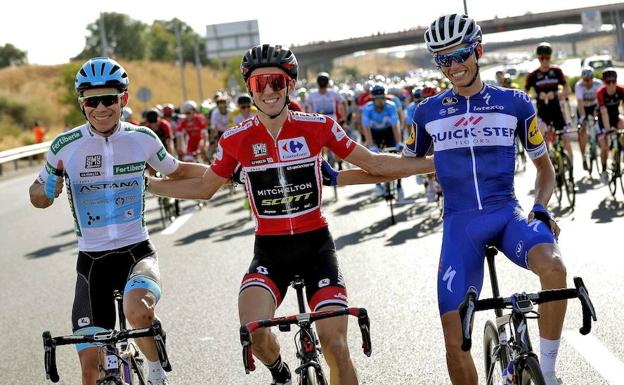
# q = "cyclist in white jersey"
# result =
<box><xmin>29</xmin><ymin>57</ymin><xmax>207</xmax><ymax>385</ymax></box>
<box><xmin>574</xmin><ymin>66</ymin><xmax>602</xmax><ymax>170</ymax></box>
<box><xmin>306</xmin><ymin>72</ymin><xmax>346</xmax><ymax>122</ymax></box>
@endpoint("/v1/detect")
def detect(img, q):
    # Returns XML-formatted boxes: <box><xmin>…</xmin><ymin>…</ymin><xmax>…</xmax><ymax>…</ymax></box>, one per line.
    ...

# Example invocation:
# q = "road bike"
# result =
<box><xmin>578</xmin><ymin>116</ymin><xmax>599</xmax><ymax>177</ymax></box>
<box><xmin>547</xmin><ymin>127</ymin><xmax>575</xmax><ymax>209</ymax></box>
<box><xmin>459</xmin><ymin>247</ymin><xmax>597</xmax><ymax>385</ymax></box>
<box><xmin>240</xmin><ymin>276</ymin><xmax>372</xmax><ymax>385</ymax></box>
<box><xmin>42</xmin><ymin>290</ymin><xmax>171</xmax><ymax>384</ymax></box>
<box><xmin>514</xmin><ymin>136</ymin><xmax>527</xmax><ymax>174</ymax></box>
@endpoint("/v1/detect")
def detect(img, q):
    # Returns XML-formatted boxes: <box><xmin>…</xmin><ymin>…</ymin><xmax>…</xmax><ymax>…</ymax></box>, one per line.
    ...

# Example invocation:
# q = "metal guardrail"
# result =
<box><xmin>0</xmin><ymin>141</ymin><xmax>50</xmax><ymax>176</ymax></box>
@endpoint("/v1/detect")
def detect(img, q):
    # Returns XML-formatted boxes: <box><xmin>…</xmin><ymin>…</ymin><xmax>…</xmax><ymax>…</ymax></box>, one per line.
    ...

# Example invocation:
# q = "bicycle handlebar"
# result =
<box><xmin>42</xmin><ymin>320</ymin><xmax>171</xmax><ymax>383</ymax></box>
<box><xmin>458</xmin><ymin>276</ymin><xmax>597</xmax><ymax>352</ymax></box>
<box><xmin>240</xmin><ymin>307</ymin><xmax>371</xmax><ymax>374</ymax></box>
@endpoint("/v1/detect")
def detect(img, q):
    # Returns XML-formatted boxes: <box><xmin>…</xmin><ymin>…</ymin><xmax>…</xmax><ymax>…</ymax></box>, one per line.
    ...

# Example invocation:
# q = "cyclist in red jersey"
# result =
<box><xmin>597</xmin><ymin>68</ymin><xmax>624</xmax><ymax>182</ymax></box>
<box><xmin>176</xmin><ymin>100</ymin><xmax>208</xmax><ymax>161</ymax></box>
<box><xmin>146</xmin><ymin>44</ymin><xmax>432</xmax><ymax>385</ymax></box>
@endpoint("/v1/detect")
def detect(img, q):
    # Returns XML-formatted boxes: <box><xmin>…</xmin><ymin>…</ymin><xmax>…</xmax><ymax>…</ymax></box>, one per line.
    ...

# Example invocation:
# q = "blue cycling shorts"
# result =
<box><xmin>437</xmin><ymin>202</ymin><xmax>556</xmax><ymax>315</ymax></box>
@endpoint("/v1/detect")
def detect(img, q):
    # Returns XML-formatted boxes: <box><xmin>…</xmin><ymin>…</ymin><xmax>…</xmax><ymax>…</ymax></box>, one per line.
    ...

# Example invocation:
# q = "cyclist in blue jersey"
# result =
<box><xmin>361</xmin><ymin>84</ymin><xmax>406</xmax><ymax>202</ymax></box>
<box><xmin>323</xmin><ymin>14</ymin><xmax>566</xmax><ymax>385</ymax></box>
<box><xmin>29</xmin><ymin>57</ymin><xmax>208</xmax><ymax>385</ymax></box>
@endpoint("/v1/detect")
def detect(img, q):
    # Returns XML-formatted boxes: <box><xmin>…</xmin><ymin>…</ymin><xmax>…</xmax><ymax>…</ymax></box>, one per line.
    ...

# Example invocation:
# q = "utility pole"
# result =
<box><xmin>194</xmin><ymin>36</ymin><xmax>204</xmax><ymax>102</ymax></box>
<box><xmin>463</xmin><ymin>0</ymin><xmax>468</xmax><ymax>15</ymax></box>
<box><xmin>98</xmin><ymin>13</ymin><xmax>110</xmax><ymax>57</ymax></box>
<box><xmin>175</xmin><ymin>22</ymin><xmax>188</xmax><ymax>102</ymax></box>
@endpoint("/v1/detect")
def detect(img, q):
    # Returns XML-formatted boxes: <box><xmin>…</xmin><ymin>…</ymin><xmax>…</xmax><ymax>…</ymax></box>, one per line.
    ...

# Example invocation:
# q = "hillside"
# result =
<box><xmin>0</xmin><ymin>61</ymin><xmax>224</xmax><ymax>151</ymax></box>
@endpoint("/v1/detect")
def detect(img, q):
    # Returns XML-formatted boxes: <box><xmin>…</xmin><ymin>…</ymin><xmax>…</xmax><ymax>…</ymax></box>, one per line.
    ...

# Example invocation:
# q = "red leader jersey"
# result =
<box><xmin>211</xmin><ymin>111</ymin><xmax>356</xmax><ymax>235</ymax></box>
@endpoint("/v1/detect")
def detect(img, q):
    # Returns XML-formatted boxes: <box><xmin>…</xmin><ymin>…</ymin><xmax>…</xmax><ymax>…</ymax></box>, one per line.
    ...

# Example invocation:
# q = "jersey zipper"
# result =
<box><xmin>103</xmin><ymin>135</ymin><xmax>118</xmax><ymax>243</ymax></box>
<box><xmin>266</xmin><ymin>124</ymin><xmax>295</xmax><ymax>234</ymax></box>
<box><xmin>466</xmin><ymin>96</ymin><xmax>483</xmax><ymax>210</ymax></box>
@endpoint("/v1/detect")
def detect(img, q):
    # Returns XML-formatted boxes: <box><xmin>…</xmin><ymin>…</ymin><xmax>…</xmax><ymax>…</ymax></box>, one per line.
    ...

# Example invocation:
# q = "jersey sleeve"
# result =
<box><xmin>210</xmin><ymin>136</ymin><xmax>239</xmax><ymax>179</ymax></box>
<box><xmin>596</xmin><ymin>86</ymin><xmax>606</xmax><ymax>106</ymax></box>
<box><xmin>36</xmin><ymin>142</ymin><xmax>62</xmax><ymax>184</ymax></box>
<box><xmin>322</xmin><ymin>118</ymin><xmax>356</xmax><ymax>159</ymax></box>
<box><xmin>514</xmin><ymin>92</ymin><xmax>547</xmax><ymax>159</ymax></box>
<box><xmin>556</xmin><ymin>68</ymin><xmax>567</xmax><ymax>85</ymax></box>
<box><xmin>574</xmin><ymin>81</ymin><xmax>583</xmax><ymax>102</ymax></box>
<box><xmin>403</xmin><ymin>103</ymin><xmax>432</xmax><ymax>157</ymax></box>
<box><xmin>524</xmin><ymin>72</ymin><xmax>534</xmax><ymax>93</ymax></box>
<box><xmin>144</xmin><ymin>130</ymin><xmax>179</xmax><ymax>175</ymax></box>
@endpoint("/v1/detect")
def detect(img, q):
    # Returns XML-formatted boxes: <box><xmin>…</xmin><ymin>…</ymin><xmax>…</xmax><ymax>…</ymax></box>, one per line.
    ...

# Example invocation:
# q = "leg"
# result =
<box><xmin>238</xmin><ymin>287</ymin><xmax>279</xmax><ymax>364</ymax></box>
<box><xmin>78</xmin><ymin>348</ymin><xmax>101</xmax><ymax>385</ymax></box>
<box><xmin>527</xmin><ymin>243</ymin><xmax>567</xmax><ymax>340</ymax></box>
<box><xmin>578</xmin><ymin>125</ymin><xmax>587</xmax><ymax>159</ymax></box>
<box><xmin>316</xmin><ymin>307</ymin><xmax>358</xmax><ymax>385</ymax></box>
<box><xmin>441</xmin><ymin>311</ymin><xmax>477</xmax><ymax>385</ymax></box>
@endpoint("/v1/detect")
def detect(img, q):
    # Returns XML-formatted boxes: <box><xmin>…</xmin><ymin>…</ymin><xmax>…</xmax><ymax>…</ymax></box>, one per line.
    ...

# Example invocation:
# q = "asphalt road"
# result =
<box><xmin>1</xmin><ymin>156</ymin><xmax>623</xmax><ymax>385</ymax></box>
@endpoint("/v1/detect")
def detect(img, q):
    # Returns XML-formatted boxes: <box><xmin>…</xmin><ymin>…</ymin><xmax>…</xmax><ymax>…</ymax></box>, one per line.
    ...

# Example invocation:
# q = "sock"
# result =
<box><xmin>266</xmin><ymin>355</ymin><xmax>290</xmax><ymax>382</ymax></box>
<box><xmin>539</xmin><ymin>337</ymin><xmax>560</xmax><ymax>374</ymax></box>
<box><xmin>147</xmin><ymin>360</ymin><xmax>165</xmax><ymax>380</ymax></box>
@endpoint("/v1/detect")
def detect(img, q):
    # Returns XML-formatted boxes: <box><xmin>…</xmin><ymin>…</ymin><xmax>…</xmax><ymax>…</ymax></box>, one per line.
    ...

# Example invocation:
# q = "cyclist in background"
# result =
<box><xmin>144</xmin><ymin>108</ymin><xmax>176</xmax><ymax>157</ymax></box>
<box><xmin>525</xmin><ymin>42</ymin><xmax>574</xmax><ymax>174</ymax></box>
<box><xmin>176</xmin><ymin>100</ymin><xmax>208</xmax><ymax>162</ymax></box>
<box><xmin>574</xmin><ymin>66</ymin><xmax>602</xmax><ymax>172</ymax></box>
<box><xmin>361</xmin><ymin>84</ymin><xmax>405</xmax><ymax>202</ymax></box>
<box><xmin>306</xmin><ymin>72</ymin><xmax>346</xmax><ymax>123</ymax></box>
<box><xmin>210</xmin><ymin>92</ymin><xmax>232</xmax><ymax>142</ymax></box>
<box><xmin>597</xmin><ymin>68</ymin><xmax>624</xmax><ymax>182</ymax></box>
<box><xmin>121</xmin><ymin>106</ymin><xmax>140</xmax><ymax>125</ymax></box>
<box><xmin>230</xmin><ymin>94</ymin><xmax>257</xmax><ymax>126</ymax></box>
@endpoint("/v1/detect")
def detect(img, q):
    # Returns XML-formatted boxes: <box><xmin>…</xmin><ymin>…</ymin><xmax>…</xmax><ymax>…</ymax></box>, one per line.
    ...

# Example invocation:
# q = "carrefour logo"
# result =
<box><xmin>278</xmin><ymin>137</ymin><xmax>310</xmax><ymax>160</ymax></box>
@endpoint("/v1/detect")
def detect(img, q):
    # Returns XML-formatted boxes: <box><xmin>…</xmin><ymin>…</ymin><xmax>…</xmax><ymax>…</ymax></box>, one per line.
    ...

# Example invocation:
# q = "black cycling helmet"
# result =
<box><xmin>371</xmin><ymin>84</ymin><xmax>386</xmax><ymax>98</ymax></box>
<box><xmin>237</xmin><ymin>94</ymin><xmax>252</xmax><ymax>105</ymax></box>
<box><xmin>602</xmin><ymin>67</ymin><xmax>618</xmax><ymax>81</ymax></box>
<box><xmin>240</xmin><ymin>44</ymin><xmax>298</xmax><ymax>82</ymax></box>
<box><xmin>317</xmin><ymin>72</ymin><xmax>330</xmax><ymax>86</ymax></box>
<box><xmin>412</xmin><ymin>87</ymin><xmax>423</xmax><ymax>100</ymax></box>
<box><xmin>145</xmin><ymin>108</ymin><xmax>160</xmax><ymax>124</ymax></box>
<box><xmin>536</xmin><ymin>42</ymin><xmax>552</xmax><ymax>56</ymax></box>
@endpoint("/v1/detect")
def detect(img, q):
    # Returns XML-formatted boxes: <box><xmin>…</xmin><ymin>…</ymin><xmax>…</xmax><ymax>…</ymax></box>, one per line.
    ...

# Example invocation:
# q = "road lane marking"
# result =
<box><xmin>563</xmin><ymin>330</ymin><xmax>624</xmax><ymax>385</ymax></box>
<box><xmin>161</xmin><ymin>211</ymin><xmax>193</xmax><ymax>235</ymax></box>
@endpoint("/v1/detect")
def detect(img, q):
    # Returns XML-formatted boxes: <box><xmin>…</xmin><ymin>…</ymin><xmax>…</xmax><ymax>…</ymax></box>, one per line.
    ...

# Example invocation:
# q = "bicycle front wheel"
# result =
<box><xmin>304</xmin><ymin>365</ymin><xmax>328</xmax><ymax>385</ymax></box>
<box><xmin>608</xmin><ymin>149</ymin><xmax>620</xmax><ymax>197</ymax></box>
<box><xmin>518</xmin><ymin>356</ymin><xmax>547</xmax><ymax>385</ymax></box>
<box><xmin>483</xmin><ymin>320</ymin><xmax>506</xmax><ymax>385</ymax></box>
<box><xmin>562</xmin><ymin>153</ymin><xmax>575</xmax><ymax>208</ymax></box>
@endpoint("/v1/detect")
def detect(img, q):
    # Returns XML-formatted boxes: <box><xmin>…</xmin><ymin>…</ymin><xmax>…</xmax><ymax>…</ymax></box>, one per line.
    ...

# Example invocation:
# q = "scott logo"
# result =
<box><xmin>454</xmin><ymin>116</ymin><xmax>483</xmax><ymax>127</ymax></box>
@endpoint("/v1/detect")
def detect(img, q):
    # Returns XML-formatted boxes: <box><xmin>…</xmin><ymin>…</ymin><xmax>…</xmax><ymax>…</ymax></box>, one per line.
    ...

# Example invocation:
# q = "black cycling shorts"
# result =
<box><xmin>72</xmin><ymin>240</ymin><xmax>161</xmax><ymax>334</ymax></box>
<box><xmin>537</xmin><ymin>103</ymin><xmax>567</xmax><ymax>130</ymax></box>
<box><xmin>371</xmin><ymin>127</ymin><xmax>397</xmax><ymax>148</ymax></box>
<box><xmin>240</xmin><ymin>227</ymin><xmax>348</xmax><ymax>311</ymax></box>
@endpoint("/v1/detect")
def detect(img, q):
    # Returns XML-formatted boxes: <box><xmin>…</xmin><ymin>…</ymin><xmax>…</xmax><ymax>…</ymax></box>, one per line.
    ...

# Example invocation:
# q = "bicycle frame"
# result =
<box><xmin>42</xmin><ymin>290</ymin><xmax>171</xmax><ymax>384</ymax></box>
<box><xmin>239</xmin><ymin>277</ymin><xmax>372</xmax><ymax>378</ymax></box>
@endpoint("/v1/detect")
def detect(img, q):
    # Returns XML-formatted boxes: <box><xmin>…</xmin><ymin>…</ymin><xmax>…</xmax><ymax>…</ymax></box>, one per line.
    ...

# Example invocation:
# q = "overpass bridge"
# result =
<box><xmin>292</xmin><ymin>3</ymin><xmax>624</xmax><ymax>75</ymax></box>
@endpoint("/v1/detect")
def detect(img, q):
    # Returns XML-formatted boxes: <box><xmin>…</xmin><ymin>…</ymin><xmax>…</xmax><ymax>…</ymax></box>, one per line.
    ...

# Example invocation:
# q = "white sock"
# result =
<box><xmin>540</xmin><ymin>337</ymin><xmax>561</xmax><ymax>374</ymax></box>
<box><xmin>147</xmin><ymin>360</ymin><xmax>165</xmax><ymax>380</ymax></box>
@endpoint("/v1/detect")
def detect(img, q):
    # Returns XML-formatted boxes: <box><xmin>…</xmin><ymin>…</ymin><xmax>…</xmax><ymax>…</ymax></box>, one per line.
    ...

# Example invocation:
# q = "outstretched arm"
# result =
<box><xmin>147</xmin><ymin>167</ymin><xmax>228</xmax><ymax>200</ymax></box>
<box><xmin>344</xmin><ymin>143</ymin><xmax>434</xmax><ymax>178</ymax></box>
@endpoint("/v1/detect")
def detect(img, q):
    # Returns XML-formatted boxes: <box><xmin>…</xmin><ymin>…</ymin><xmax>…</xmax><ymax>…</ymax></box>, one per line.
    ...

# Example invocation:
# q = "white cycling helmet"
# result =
<box><xmin>425</xmin><ymin>14</ymin><xmax>482</xmax><ymax>53</ymax></box>
<box><xmin>182</xmin><ymin>100</ymin><xmax>197</xmax><ymax>114</ymax></box>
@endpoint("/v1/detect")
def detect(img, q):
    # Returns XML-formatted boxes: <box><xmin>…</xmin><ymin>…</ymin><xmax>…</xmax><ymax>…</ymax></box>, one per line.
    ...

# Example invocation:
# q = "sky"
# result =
<box><xmin>1</xmin><ymin>0</ymin><xmax>618</xmax><ymax>65</ymax></box>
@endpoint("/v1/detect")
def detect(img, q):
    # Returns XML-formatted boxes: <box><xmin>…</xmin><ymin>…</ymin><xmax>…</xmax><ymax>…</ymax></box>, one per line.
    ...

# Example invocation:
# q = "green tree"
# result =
<box><xmin>146</xmin><ymin>21</ymin><xmax>176</xmax><ymax>62</ymax></box>
<box><xmin>74</xmin><ymin>13</ymin><xmax>148</xmax><ymax>60</ymax></box>
<box><xmin>155</xmin><ymin>19</ymin><xmax>209</xmax><ymax>65</ymax></box>
<box><xmin>0</xmin><ymin>43</ymin><xmax>27</xmax><ymax>68</ymax></box>
<box><xmin>57</xmin><ymin>63</ymin><xmax>86</xmax><ymax>127</ymax></box>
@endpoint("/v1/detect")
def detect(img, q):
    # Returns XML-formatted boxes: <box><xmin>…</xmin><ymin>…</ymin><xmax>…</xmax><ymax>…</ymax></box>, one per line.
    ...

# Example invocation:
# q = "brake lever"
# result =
<box><xmin>357</xmin><ymin>308</ymin><xmax>372</xmax><ymax>357</ymax></box>
<box><xmin>42</xmin><ymin>331</ymin><xmax>60</xmax><ymax>383</ymax></box>
<box><xmin>574</xmin><ymin>277</ymin><xmax>597</xmax><ymax>335</ymax></box>
<box><xmin>459</xmin><ymin>289</ymin><xmax>477</xmax><ymax>352</ymax></box>
<box><xmin>240</xmin><ymin>326</ymin><xmax>255</xmax><ymax>374</ymax></box>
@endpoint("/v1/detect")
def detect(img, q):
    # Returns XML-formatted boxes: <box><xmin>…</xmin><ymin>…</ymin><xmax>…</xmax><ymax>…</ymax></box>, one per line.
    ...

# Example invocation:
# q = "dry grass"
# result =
<box><xmin>0</xmin><ymin>61</ymin><xmax>225</xmax><ymax>151</ymax></box>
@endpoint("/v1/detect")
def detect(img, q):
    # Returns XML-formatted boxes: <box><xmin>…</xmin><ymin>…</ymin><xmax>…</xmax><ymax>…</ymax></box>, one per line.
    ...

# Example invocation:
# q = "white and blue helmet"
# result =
<box><xmin>75</xmin><ymin>57</ymin><xmax>129</xmax><ymax>94</ymax></box>
<box><xmin>424</xmin><ymin>14</ymin><xmax>482</xmax><ymax>53</ymax></box>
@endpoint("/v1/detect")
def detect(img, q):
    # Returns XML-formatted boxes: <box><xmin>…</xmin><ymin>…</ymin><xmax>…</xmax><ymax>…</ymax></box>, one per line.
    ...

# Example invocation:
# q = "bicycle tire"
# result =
<box><xmin>302</xmin><ymin>365</ymin><xmax>328</xmax><ymax>385</ymax></box>
<box><xmin>608</xmin><ymin>148</ymin><xmax>620</xmax><ymax>197</ymax></box>
<box><xmin>551</xmin><ymin>154</ymin><xmax>563</xmax><ymax>205</ymax></box>
<box><xmin>517</xmin><ymin>356</ymin><xmax>547</xmax><ymax>385</ymax></box>
<box><xmin>128</xmin><ymin>352</ymin><xmax>146</xmax><ymax>385</ymax></box>
<box><xmin>562</xmin><ymin>153</ymin><xmax>575</xmax><ymax>208</ymax></box>
<box><xmin>483</xmin><ymin>320</ymin><xmax>506</xmax><ymax>385</ymax></box>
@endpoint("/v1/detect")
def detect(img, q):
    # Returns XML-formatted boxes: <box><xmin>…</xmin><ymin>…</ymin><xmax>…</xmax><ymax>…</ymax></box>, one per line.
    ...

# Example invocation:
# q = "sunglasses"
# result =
<box><xmin>247</xmin><ymin>73</ymin><xmax>290</xmax><ymax>93</ymax></box>
<box><xmin>538</xmin><ymin>55</ymin><xmax>551</xmax><ymax>61</ymax></box>
<box><xmin>79</xmin><ymin>93</ymin><xmax>123</xmax><ymax>108</ymax></box>
<box><xmin>604</xmin><ymin>79</ymin><xmax>617</xmax><ymax>85</ymax></box>
<box><xmin>240</xmin><ymin>105</ymin><xmax>251</xmax><ymax>110</ymax></box>
<box><xmin>434</xmin><ymin>43</ymin><xmax>477</xmax><ymax>67</ymax></box>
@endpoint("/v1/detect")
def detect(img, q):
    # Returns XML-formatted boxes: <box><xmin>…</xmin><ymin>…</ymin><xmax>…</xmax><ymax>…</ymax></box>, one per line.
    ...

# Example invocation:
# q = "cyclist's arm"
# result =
<box><xmin>532</xmin><ymin>153</ymin><xmax>555</xmax><ymax>208</ymax></box>
<box><xmin>29</xmin><ymin>180</ymin><xmax>54</xmax><ymax>208</ymax></box>
<box><xmin>599</xmin><ymin>105</ymin><xmax>610</xmax><ymax>129</ymax></box>
<box><xmin>343</xmin><ymin>144</ymin><xmax>434</xmax><ymax>179</ymax></box>
<box><xmin>148</xmin><ymin>167</ymin><xmax>226</xmax><ymax>200</ymax></box>
<box><xmin>392</xmin><ymin>123</ymin><xmax>401</xmax><ymax>144</ymax></box>
<box><xmin>30</xmin><ymin>149</ymin><xmax>64</xmax><ymax>208</ymax></box>
<box><xmin>166</xmin><ymin>161</ymin><xmax>210</xmax><ymax>179</ymax></box>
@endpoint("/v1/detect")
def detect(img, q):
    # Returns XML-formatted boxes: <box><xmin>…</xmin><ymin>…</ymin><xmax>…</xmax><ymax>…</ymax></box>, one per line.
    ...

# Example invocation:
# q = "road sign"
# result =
<box><xmin>137</xmin><ymin>87</ymin><xmax>152</xmax><ymax>103</ymax></box>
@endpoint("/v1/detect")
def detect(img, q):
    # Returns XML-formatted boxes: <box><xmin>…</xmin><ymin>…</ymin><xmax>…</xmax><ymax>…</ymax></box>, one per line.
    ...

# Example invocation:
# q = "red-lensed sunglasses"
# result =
<box><xmin>247</xmin><ymin>73</ymin><xmax>290</xmax><ymax>93</ymax></box>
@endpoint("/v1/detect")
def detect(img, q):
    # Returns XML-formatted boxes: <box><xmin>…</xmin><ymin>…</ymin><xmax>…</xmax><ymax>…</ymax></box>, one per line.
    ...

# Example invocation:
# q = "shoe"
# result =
<box><xmin>601</xmin><ymin>170</ymin><xmax>609</xmax><ymax>184</ymax></box>
<box><xmin>542</xmin><ymin>371</ymin><xmax>563</xmax><ymax>385</ymax></box>
<box><xmin>396</xmin><ymin>187</ymin><xmax>407</xmax><ymax>204</ymax></box>
<box><xmin>373</xmin><ymin>184</ymin><xmax>385</xmax><ymax>198</ymax></box>
<box><xmin>270</xmin><ymin>362</ymin><xmax>292</xmax><ymax>385</ymax></box>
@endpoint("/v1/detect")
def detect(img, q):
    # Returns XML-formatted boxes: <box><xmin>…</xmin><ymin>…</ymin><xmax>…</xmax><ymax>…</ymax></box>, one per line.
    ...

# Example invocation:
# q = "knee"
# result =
<box><xmin>124</xmin><ymin>301</ymin><xmax>154</xmax><ymax>328</ymax></box>
<box><xmin>538</xmin><ymin>256</ymin><xmax>567</xmax><ymax>284</ymax></box>
<box><xmin>250</xmin><ymin>328</ymin><xmax>272</xmax><ymax>350</ymax></box>
<box><xmin>444</xmin><ymin>337</ymin><xmax>470</xmax><ymax>364</ymax></box>
<box><xmin>319</xmin><ymin>333</ymin><xmax>350</xmax><ymax>363</ymax></box>
<box><xmin>80</xmin><ymin>358</ymin><xmax>100</xmax><ymax>383</ymax></box>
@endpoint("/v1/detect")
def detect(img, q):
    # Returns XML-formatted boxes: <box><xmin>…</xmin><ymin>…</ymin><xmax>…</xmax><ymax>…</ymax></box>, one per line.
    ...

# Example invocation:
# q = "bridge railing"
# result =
<box><xmin>0</xmin><ymin>141</ymin><xmax>50</xmax><ymax>176</ymax></box>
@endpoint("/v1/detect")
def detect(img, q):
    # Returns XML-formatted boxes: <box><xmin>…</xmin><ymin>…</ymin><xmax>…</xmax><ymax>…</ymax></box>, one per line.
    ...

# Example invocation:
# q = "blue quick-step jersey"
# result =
<box><xmin>361</xmin><ymin>100</ymin><xmax>398</xmax><ymax>130</ymax></box>
<box><xmin>404</xmin><ymin>84</ymin><xmax>546</xmax><ymax>215</ymax></box>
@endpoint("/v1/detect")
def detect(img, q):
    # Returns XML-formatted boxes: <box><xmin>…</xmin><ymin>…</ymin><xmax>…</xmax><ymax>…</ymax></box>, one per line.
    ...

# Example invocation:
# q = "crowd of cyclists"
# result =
<box><xmin>29</xmin><ymin>10</ymin><xmax>624</xmax><ymax>385</ymax></box>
